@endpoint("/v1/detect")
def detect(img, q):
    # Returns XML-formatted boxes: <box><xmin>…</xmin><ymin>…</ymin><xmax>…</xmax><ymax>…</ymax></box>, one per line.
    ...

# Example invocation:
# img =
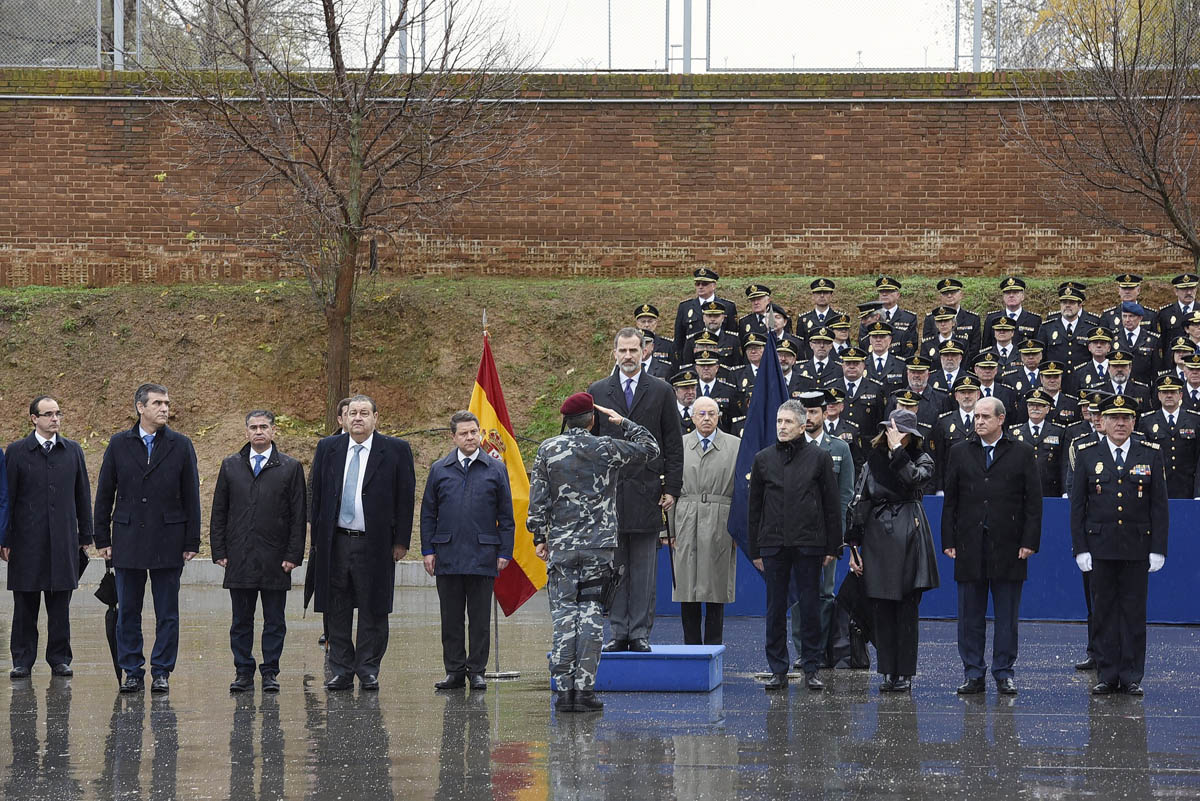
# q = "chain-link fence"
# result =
<box><xmin>0</xmin><ymin>0</ymin><xmax>1053</xmax><ymax>72</ymax></box>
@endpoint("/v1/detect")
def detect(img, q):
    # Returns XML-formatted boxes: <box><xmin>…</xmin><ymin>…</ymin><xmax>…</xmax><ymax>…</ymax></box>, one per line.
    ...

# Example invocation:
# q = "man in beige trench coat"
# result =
<box><xmin>668</xmin><ymin>396</ymin><xmax>741</xmax><ymax>644</ymax></box>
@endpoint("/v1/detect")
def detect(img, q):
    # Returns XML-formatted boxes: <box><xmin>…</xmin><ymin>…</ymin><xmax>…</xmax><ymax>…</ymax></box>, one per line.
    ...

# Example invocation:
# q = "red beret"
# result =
<box><xmin>560</xmin><ymin>392</ymin><xmax>594</xmax><ymax>416</ymax></box>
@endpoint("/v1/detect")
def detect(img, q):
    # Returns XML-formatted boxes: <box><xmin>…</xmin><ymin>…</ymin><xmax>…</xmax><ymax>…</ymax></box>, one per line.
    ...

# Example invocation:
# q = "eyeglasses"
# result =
<box><xmin>35</xmin><ymin>411</ymin><xmax>65</xmax><ymax>418</ymax></box>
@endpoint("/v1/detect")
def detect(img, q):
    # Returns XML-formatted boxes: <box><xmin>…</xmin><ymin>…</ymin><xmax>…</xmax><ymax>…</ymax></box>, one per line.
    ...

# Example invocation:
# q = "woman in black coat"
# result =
<box><xmin>847</xmin><ymin>409</ymin><xmax>939</xmax><ymax>692</ymax></box>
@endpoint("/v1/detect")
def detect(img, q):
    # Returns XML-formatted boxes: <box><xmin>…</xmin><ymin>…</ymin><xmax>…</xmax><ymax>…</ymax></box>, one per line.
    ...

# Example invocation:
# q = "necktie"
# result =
<box><xmin>984</xmin><ymin>445</ymin><xmax>994</xmax><ymax>468</ymax></box>
<box><xmin>1114</xmin><ymin>447</ymin><xmax>1125</xmax><ymax>471</ymax></box>
<box><xmin>966</xmin><ymin>414</ymin><xmax>974</xmax><ymax>429</ymax></box>
<box><xmin>984</xmin><ymin>386</ymin><xmax>992</xmax><ymax>397</ymax></box>
<box><xmin>1168</xmin><ymin>414</ymin><xmax>1176</xmax><ymax>428</ymax></box>
<box><xmin>339</xmin><ymin>444</ymin><xmax>363</xmax><ymax>526</ymax></box>
<box><xmin>1028</xmin><ymin>372</ymin><xmax>1036</xmax><ymax>384</ymax></box>
<box><xmin>1032</xmin><ymin>425</ymin><xmax>1040</xmax><ymax>438</ymax></box>
<box><xmin>252</xmin><ymin>454</ymin><xmax>264</xmax><ymax>476</ymax></box>
<box><xmin>142</xmin><ymin>433</ymin><xmax>155</xmax><ymax>462</ymax></box>
<box><xmin>701</xmin><ymin>437</ymin><xmax>710</xmax><ymax>452</ymax></box>
<box><xmin>1116</xmin><ymin>383</ymin><xmax>1124</xmax><ymax>395</ymax></box>
<box><xmin>43</xmin><ymin>440</ymin><xmax>52</xmax><ymax>454</ymax></box>
<box><xmin>682</xmin><ymin>406</ymin><xmax>691</xmax><ymax>420</ymax></box>
<box><xmin>703</xmin><ymin>384</ymin><xmax>711</xmax><ymax>397</ymax></box>
<box><xmin>817</xmin><ymin>313</ymin><xmax>825</xmax><ymax>323</ymax></box>
<box><xmin>1192</xmin><ymin>389</ymin><xmax>1199</xmax><ymax>403</ymax></box>
<box><xmin>624</xmin><ymin>378</ymin><xmax>634</xmax><ymax>408</ymax></box>
<box><xmin>876</xmin><ymin>357</ymin><xmax>884</xmax><ymax>373</ymax></box>
<box><xmin>1000</xmin><ymin>347</ymin><xmax>1008</xmax><ymax>358</ymax></box>
<box><xmin>817</xmin><ymin>361</ymin><xmax>825</xmax><ymax>372</ymax></box>
<box><xmin>1009</xmin><ymin>312</ymin><xmax>1017</xmax><ymax>321</ymax></box>
<box><xmin>1097</xmin><ymin>364</ymin><xmax>1105</xmax><ymax>378</ymax></box>
<box><xmin>826</xmin><ymin>422</ymin><xmax>834</xmax><ymax>434</ymax></box>
<box><xmin>1067</xmin><ymin>323</ymin><xmax>1075</xmax><ymax>336</ymax></box>
<box><xmin>847</xmin><ymin>382</ymin><xmax>856</xmax><ymax>398</ymax></box>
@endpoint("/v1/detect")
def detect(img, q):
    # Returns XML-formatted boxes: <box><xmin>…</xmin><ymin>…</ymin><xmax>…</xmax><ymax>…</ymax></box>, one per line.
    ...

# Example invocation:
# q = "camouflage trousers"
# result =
<box><xmin>547</xmin><ymin>549</ymin><xmax>614</xmax><ymax>692</ymax></box>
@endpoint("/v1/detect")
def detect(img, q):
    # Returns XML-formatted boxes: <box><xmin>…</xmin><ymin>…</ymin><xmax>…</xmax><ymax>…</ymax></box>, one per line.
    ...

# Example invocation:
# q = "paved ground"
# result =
<box><xmin>0</xmin><ymin>586</ymin><xmax>1197</xmax><ymax>800</ymax></box>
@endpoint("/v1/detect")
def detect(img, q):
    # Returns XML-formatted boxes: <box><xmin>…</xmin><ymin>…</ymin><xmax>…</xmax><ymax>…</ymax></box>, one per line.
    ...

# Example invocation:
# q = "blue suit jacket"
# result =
<box><xmin>419</xmin><ymin>449</ymin><xmax>515</xmax><ymax>576</ymax></box>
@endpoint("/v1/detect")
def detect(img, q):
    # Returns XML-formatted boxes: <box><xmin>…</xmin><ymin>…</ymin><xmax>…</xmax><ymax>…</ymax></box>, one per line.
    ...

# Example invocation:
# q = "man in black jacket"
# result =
<box><xmin>748</xmin><ymin>399</ymin><xmax>840</xmax><ymax>691</ymax></box>
<box><xmin>589</xmin><ymin>328</ymin><xmax>685</xmax><ymax>652</ymax></box>
<box><xmin>941</xmin><ymin>396</ymin><xmax>1042</xmax><ymax>695</ymax></box>
<box><xmin>210</xmin><ymin>409</ymin><xmax>307</xmax><ymax>693</ymax></box>
<box><xmin>3</xmin><ymin>395</ymin><xmax>90</xmax><ymax>679</ymax></box>
<box><xmin>94</xmin><ymin>383</ymin><xmax>202</xmax><ymax>694</ymax></box>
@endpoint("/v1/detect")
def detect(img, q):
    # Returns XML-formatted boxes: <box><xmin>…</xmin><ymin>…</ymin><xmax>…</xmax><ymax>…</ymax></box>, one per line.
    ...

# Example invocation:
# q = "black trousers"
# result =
<box><xmin>436</xmin><ymin>573</ymin><xmax>494</xmax><ymax>676</ymax></box>
<box><xmin>325</xmin><ymin>534</ymin><xmax>390</xmax><ymax>680</ymax></box>
<box><xmin>10</xmin><ymin>589</ymin><xmax>72</xmax><ymax>669</ymax></box>
<box><xmin>679</xmin><ymin>602</ymin><xmax>725</xmax><ymax>645</ymax></box>
<box><xmin>763</xmin><ymin>549</ymin><xmax>823</xmax><ymax>675</ymax></box>
<box><xmin>1082</xmin><ymin>571</ymin><xmax>1096</xmax><ymax>658</ymax></box>
<box><xmin>229</xmin><ymin>588</ymin><xmax>287</xmax><ymax>676</ymax></box>
<box><xmin>872</xmin><ymin>593</ymin><xmax>921</xmax><ymax>677</ymax></box>
<box><xmin>957</xmin><ymin>578</ymin><xmax>1023</xmax><ymax>681</ymax></box>
<box><xmin>1090</xmin><ymin>558</ymin><xmax>1149</xmax><ymax>687</ymax></box>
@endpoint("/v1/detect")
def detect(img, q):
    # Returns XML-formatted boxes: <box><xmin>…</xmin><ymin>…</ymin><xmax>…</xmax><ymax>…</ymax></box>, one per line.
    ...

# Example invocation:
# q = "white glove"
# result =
<box><xmin>1075</xmin><ymin>552</ymin><xmax>1092</xmax><ymax>572</ymax></box>
<box><xmin>1148</xmin><ymin>553</ymin><xmax>1165</xmax><ymax>573</ymax></box>
<box><xmin>936</xmin><ymin>491</ymin><xmax>944</xmax><ymax>497</ymax></box>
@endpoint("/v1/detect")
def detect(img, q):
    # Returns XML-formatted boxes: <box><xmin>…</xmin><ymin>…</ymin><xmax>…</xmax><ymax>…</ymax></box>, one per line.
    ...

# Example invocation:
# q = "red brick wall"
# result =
<box><xmin>0</xmin><ymin>70</ymin><xmax>1191</xmax><ymax>286</ymax></box>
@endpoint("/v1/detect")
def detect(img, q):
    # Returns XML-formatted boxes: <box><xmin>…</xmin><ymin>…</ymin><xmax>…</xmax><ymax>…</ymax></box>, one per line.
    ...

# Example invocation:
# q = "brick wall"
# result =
<box><xmin>0</xmin><ymin>70</ymin><xmax>1192</xmax><ymax>286</ymax></box>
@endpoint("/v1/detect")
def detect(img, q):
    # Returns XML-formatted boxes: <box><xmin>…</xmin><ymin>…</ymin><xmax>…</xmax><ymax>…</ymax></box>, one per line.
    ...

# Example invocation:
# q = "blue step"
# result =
<box><xmin>550</xmin><ymin>645</ymin><xmax>725</xmax><ymax>692</ymax></box>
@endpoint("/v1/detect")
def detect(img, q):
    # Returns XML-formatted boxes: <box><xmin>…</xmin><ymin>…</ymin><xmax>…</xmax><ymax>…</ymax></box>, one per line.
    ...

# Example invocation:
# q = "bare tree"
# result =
<box><xmin>1005</xmin><ymin>0</ymin><xmax>1200</xmax><ymax>269</ymax></box>
<box><xmin>141</xmin><ymin>0</ymin><xmax>540</xmax><ymax>429</ymax></box>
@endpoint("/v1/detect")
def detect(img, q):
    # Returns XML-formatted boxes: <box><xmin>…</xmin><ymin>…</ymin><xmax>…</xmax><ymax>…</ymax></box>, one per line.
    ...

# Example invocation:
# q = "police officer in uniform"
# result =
<box><xmin>793</xmin><ymin>327</ymin><xmax>842</xmax><ymax>388</ymax></box>
<box><xmin>885</xmin><ymin>357</ymin><xmax>945</xmax><ymax>429</ymax></box>
<box><xmin>983</xmin><ymin>277</ymin><xmax>1043</xmax><ymax>348</ymax></box>
<box><xmin>795</xmin><ymin>278</ymin><xmax>841</xmax><ymax>346</ymax></box>
<box><xmin>529</xmin><ymin>393</ymin><xmax>660</xmax><ymax>713</ymax></box>
<box><xmin>891</xmin><ymin>389</ymin><xmax>935</xmax><ymax>448</ymax></box>
<box><xmin>982</xmin><ymin>316</ymin><xmax>1021</xmax><ymax>370</ymax></box>
<box><xmin>1113</xmin><ymin>302</ymin><xmax>1161</xmax><ymax>385</ymax></box>
<box><xmin>737</xmin><ymin>285</ymin><xmax>789</xmax><ymax>339</ymax></box>
<box><xmin>1040</xmin><ymin>285</ymin><xmax>1095</xmax><ymax>369</ymax></box>
<box><xmin>863</xmin><ymin>321</ymin><xmax>908</xmax><ymax>394</ymax></box>
<box><xmin>1034</xmin><ymin>360</ymin><xmax>1080</xmax><ymax>430</ymax></box>
<box><xmin>728</xmin><ymin>332</ymin><xmax>767</xmax><ymax>402</ymax></box>
<box><xmin>1001</xmin><ymin>339</ymin><xmax>1046</xmax><ymax>395</ymax></box>
<box><xmin>681</xmin><ymin>302</ymin><xmax>743</xmax><ymax>369</ymax></box>
<box><xmin>824</xmin><ymin>388</ymin><xmax>867</xmax><ymax>474</ymax></box>
<box><xmin>929</xmin><ymin>340</ymin><xmax>968</xmax><ymax>399</ymax></box>
<box><xmin>1183</xmin><ymin>353</ymin><xmax>1200</xmax><ymax>412</ymax></box>
<box><xmin>922</xmin><ymin>278</ymin><xmax>981</xmax><ymax>355</ymax></box>
<box><xmin>634</xmin><ymin>304</ymin><xmax>675</xmax><ymax>373</ymax></box>
<box><xmin>863</xmin><ymin>276</ymin><xmax>919</xmax><ymax>359</ymax></box>
<box><xmin>1098</xmin><ymin>274</ymin><xmax>1159</xmax><ymax>334</ymax></box>
<box><xmin>693</xmin><ymin>351</ymin><xmax>740</xmax><ymax>433</ymax></box>
<box><xmin>1096</xmin><ymin>350</ymin><xmax>1152</xmax><ymax>411</ymax></box>
<box><xmin>1136</xmin><ymin>374</ymin><xmax>1200</xmax><ymax>499</ymax></box>
<box><xmin>1156</xmin><ymin>272</ymin><xmax>1199</xmax><ymax>354</ymax></box>
<box><xmin>972</xmin><ymin>353</ymin><xmax>1019</xmax><ymax>422</ymax></box>
<box><xmin>673</xmin><ymin>267</ymin><xmax>737</xmax><ymax>364</ymax></box>
<box><xmin>829</xmin><ymin>347</ymin><xmax>885</xmax><ymax>439</ymax></box>
<box><xmin>1010</xmin><ymin>387</ymin><xmax>1068</xmax><ymax>496</ymax></box>
<box><xmin>1070</xmin><ymin>395</ymin><xmax>1168</xmax><ymax>695</ymax></box>
<box><xmin>920</xmin><ymin>305</ymin><xmax>974</xmax><ymax>364</ymax></box>
<box><xmin>671</xmin><ymin>370</ymin><xmax>699</xmax><ymax>436</ymax></box>
<box><xmin>931</xmin><ymin>374</ymin><xmax>983</xmax><ymax>493</ymax></box>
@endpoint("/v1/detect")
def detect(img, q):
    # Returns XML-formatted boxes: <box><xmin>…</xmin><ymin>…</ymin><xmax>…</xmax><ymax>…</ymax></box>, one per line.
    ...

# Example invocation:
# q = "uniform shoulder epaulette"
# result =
<box><xmin>1142</xmin><ymin>440</ymin><xmax>1160</xmax><ymax>450</ymax></box>
<box><xmin>1075</xmin><ymin>440</ymin><xmax>1098</xmax><ymax>451</ymax></box>
<box><xmin>937</xmin><ymin>410</ymin><xmax>955</xmax><ymax>419</ymax></box>
<box><xmin>1131</xmin><ymin>379</ymin><xmax>1150</xmax><ymax>388</ymax></box>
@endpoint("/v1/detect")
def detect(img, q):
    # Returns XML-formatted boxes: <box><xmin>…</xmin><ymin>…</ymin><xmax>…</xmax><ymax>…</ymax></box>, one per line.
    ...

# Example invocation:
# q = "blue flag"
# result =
<box><xmin>727</xmin><ymin>331</ymin><xmax>789</xmax><ymax>571</ymax></box>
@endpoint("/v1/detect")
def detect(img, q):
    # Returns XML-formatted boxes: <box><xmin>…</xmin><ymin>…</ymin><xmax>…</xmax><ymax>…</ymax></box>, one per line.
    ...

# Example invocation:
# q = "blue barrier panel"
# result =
<box><xmin>656</xmin><ymin>498</ymin><xmax>1198</xmax><ymax>624</ymax></box>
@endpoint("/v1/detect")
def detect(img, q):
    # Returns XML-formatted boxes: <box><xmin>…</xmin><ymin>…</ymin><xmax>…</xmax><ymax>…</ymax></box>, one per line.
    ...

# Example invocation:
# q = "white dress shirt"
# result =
<box><xmin>249</xmin><ymin>445</ymin><xmax>273</xmax><ymax>470</ymax></box>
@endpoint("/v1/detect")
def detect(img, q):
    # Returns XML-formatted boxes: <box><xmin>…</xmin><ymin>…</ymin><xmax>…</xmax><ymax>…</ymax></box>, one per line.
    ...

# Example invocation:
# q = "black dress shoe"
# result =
<box><xmin>996</xmin><ymin>677</ymin><xmax>1018</xmax><ymax>696</ymax></box>
<box><xmin>957</xmin><ymin>678</ymin><xmax>986</xmax><ymax>695</ymax></box>
<box><xmin>805</xmin><ymin>672</ymin><xmax>825</xmax><ymax>691</ymax></box>
<box><xmin>469</xmin><ymin>674</ymin><xmax>487</xmax><ymax>691</ymax></box>
<box><xmin>575</xmin><ymin>690</ymin><xmax>604</xmax><ymax>711</ymax></box>
<box><xmin>879</xmin><ymin>675</ymin><xmax>896</xmax><ymax>692</ymax></box>
<box><xmin>50</xmin><ymin>664</ymin><xmax>73</xmax><ymax>677</ymax></box>
<box><xmin>891</xmin><ymin>676</ymin><xmax>912</xmax><ymax>692</ymax></box>
<box><xmin>764</xmin><ymin>673</ymin><xmax>788</xmax><ymax>691</ymax></box>
<box><xmin>435</xmin><ymin>674</ymin><xmax>466</xmax><ymax>690</ymax></box>
<box><xmin>1124</xmin><ymin>682</ymin><xmax>1144</xmax><ymax>696</ymax></box>
<box><xmin>9</xmin><ymin>666</ymin><xmax>31</xmax><ymax>680</ymax></box>
<box><xmin>792</xmin><ymin>658</ymin><xmax>805</xmax><ymax>671</ymax></box>
<box><xmin>602</xmin><ymin>640</ymin><xmax>628</xmax><ymax>653</ymax></box>
<box><xmin>261</xmin><ymin>674</ymin><xmax>280</xmax><ymax>693</ymax></box>
<box><xmin>324</xmin><ymin>674</ymin><xmax>354</xmax><ymax>691</ymax></box>
<box><xmin>150</xmin><ymin>675</ymin><xmax>170</xmax><ymax>694</ymax></box>
<box><xmin>229</xmin><ymin>674</ymin><xmax>254</xmax><ymax>693</ymax></box>
<box><xmin>554</xmin><ymin>690</ymin><xmax>577</xmax><ymax>712</ymax></box>
<box><xmin>627</xmin><ymin>638</ymin><xmax>651</xmax><ymax>653</ymax></box>
<box><xmin>1074</xmin><ymin>657</ymin><xmax>1097</xmax><ymax>671</ymax></box>
<box><xmin>1092</xmin><ymin>681</ymin><xmax>1119</xmax><ymax>695</ymax></box>
<box><xmin>119</xmin><ymin>675</ymin><xmax>144</xmax><ymax>693</ymax></box>
<box><xmin>360</xmin><ymin>675</ymin><xmax>380</xmax><ymax>691</ymax></box>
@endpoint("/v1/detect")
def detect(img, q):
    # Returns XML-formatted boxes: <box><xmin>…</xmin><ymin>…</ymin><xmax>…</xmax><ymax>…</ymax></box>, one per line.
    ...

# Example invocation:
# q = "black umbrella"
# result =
<box><xmin>93</xmin><ymin>559</ymin><xmax>121</xmax><ymax>682</ymax></box>
<box><xmin>302</xmin><ymin>544</ymin><xmax>316</xmax><ymax>614</ymax></box>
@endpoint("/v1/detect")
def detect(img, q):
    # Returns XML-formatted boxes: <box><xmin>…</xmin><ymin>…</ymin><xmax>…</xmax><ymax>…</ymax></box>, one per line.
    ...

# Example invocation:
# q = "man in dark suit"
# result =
<box><xmin>673</xmin><ymin>267</ymin><xmax>737</xmax><ymax>364</ymax></box>
<box><xmin>931</xmin><ymin>374</ymin><xmax>983</xmax><ymax>492</ymax></box>
<box><xmin>1096</xmin><ymin>351</ymin><xmax>1152</xmax><ymax>411</ymax></box>
<box><xmin>681</xmin><ymin>302</ymin><xmax>743</xmax><ymax>369</ymax></box>
<box><xmin>1071</xmin><ymin>395</ymin><xmax>1169</xmax><ymax>695</ymax></box>
<box><xmin>919</xmin><ymin>305</ymin><xmax>974</xmax><ymax>364</ymax></box>
<box><xmin>94</xmin><ymin>383</ymin><xmax>202</xmax><ymax>694</ymax></box>
<box><xmin>983</xmin><ymin>276</ymin><xmax>1042</xmax><ymax>348</ymax></box>
<box><xmin>420</xmin><ymin>410</ymin><xmax>515</xmax><ymax>692</ymax></box>
<box><xmin>1113</xmin><ymin>302</ymin><xmax>1161</xmax><ymax>385</ymax></box>
<box><xmin>1010</xmin><ymin>388</ymin><xmax>1069</xmax><ymax>496</ymax></box>
<box><xmin>942</xmin><ymin>395</ymin><xmax>1042</xmax><ymax>695</ymax></box>
<box><xmin>921</xmin><ymin>278</ymin><xmax>982</xmax><ymax>355</ymax></box>
<box><xmin>792</xmin><ymin>327</ymin><xmax>842</xmax><ymax>389</ymax></box>
<box><xmin>3</xmin><ymin>395</ymin><xmax>89</xmax><ymax>679</ymax></box>
<box><xmin>794</xmin><ymin>278</ymin><xmax>841</xmax><ymax>346</ymax></box>
<box><xmin>590</xmin><ymin>328</ymin><xmax>685</xmax><ymax>652</ymax></box>
<box><xmin>210</xmin><ymin>409</ymin><xmax>307</xmax><ymax>694</ymax></box>
<box><xmin>981</xmin><ymin>316</ymin><xmax>1021</xmax><ymax>370</ymax></box>
<box><xmin>737</xmin><ymin>284</ymin><xmax>789</xmax><ymax>340</ymax></box>
<box><xmin>634</xmin><ymin>304</ymin><xmax>675</xmax><ymax>370</ymax></box>
<box><xmin>310</xmin><ymin>394</ymin><xmax>416</xmax><ymax>691</ymax></box>
<box><xmin>863</xmin><ymin>321</ymin><xmax>907</xmax><ymax>394</ymax></box>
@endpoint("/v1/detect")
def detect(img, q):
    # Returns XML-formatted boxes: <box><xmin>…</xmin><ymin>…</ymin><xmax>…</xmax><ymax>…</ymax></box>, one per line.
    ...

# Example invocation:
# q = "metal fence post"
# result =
<box><xmin>972</xmin><ymin>0</ymin><xmax>982</xmax><ymax>71</ymax></box>
<box><xmin>113</xmin><ymin>0</ymin><xmax>124</xmax><ymax>69</ymax></box>
<box><xmin>682</xmin><ymin>0</ymin><xmax>691</xmax><ymax>73</ymax></box>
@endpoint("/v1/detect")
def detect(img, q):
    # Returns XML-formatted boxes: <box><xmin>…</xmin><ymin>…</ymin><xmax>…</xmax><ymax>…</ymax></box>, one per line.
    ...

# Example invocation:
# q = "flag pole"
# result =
<box><xmin>481</xmin><ymin>308</ymin><xmax>520</xmax><ymax>681</ymax></box>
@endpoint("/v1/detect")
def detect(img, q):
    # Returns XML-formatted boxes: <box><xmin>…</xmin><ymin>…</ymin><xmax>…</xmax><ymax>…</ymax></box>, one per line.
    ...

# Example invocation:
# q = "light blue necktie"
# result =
<box><xmin>252</xmin><ymin>454</ymin><xmax>264</xmax><ymax>476</ymax></box>
<box><xmin>339</xmin><ymin>444</ymin><xmax>363</xmax><ymax>526</ymax></box>
<box><xmin>142</xmin><ymin>434</ymin><xmax>154</xmax><ymax>462</ymax></box>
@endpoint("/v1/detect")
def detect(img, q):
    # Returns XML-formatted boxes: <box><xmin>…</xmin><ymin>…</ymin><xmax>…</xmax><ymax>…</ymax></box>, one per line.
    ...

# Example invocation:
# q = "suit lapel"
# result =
<box><xmin>144</xmin><ymin>428</ymin><xmax>176</xmax><ymax>474</ymax></box>
<box><xmin>609</xmin><ymin>374</ymin><xmax>630</xmax><ymax>414</ymax></box>
<box><xmin>629</xmin><ymin>373</ymin><xmax>648</xmax><ymax>415</ymax></box>
<box><xmin>362</xmin><ymin>436</ymin><xmax>385</xmax><ymax>489</ymax></box>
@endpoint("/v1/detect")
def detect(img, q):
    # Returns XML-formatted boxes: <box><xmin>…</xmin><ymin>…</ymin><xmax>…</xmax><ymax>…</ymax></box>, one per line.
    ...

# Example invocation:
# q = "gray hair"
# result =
<box><xmin>564</xmin><ymin>410</ymin><xmax>594</xmax><ymax>430</ymax></box>
<box><xmin>449</xmin><ymin>410</ymin><xmax>479</xmax><ymax>434</ymax></box>
<box><xmin>347</xmin><ymin>394</ymin><xmax>377</xmax><ymax>413</ymax></box>
<box><xmin>614</xmin><ymin>327</ymin><xmax>643</xmax><ymax>349</ymax></box>
<box><xmin>245</xmin><ymin>409</ymin><xmax>275</xmax><ymax>425</ymax></box>
<box><xmin>777</xmin><ymin>399</ymin><xmax>806</xmax><ymax>420</ymax></box>
<box><xmin>976</xmin><ymin>396</ymin><xmax>1006</xmax><ymax>419</ymax></box>
<box><xmin>134</xmin><ymin>383</ymin><xmax>168</xmax><ymax>410</ymax></box>
<box><xmin>692</xmin><ymin>396</ymin><xmax>720</xmax><ymax>415</ymax></box>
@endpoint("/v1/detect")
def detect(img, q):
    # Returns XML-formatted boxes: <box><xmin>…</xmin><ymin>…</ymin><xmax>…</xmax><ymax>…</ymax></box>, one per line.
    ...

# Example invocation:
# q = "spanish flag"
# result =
<box><xmin>470</xmin><ymin>333</ymin><xmax>547</xmax><ymax>615</ymax></box>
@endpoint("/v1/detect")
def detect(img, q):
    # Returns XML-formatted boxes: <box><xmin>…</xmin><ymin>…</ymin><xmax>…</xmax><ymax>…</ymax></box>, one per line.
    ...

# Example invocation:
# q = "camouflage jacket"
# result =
<box><xmin>527</xmin><ymin>418</ymin><xmax>660</xmax><ymax>552</ymax></box>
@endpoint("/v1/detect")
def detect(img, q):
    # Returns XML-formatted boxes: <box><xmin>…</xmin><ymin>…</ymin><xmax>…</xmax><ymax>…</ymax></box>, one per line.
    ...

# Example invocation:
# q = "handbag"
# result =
<box><xmin>843</xmin><ymin>465</ymin><xmax>870</xmax><ymax>542</ymax></box>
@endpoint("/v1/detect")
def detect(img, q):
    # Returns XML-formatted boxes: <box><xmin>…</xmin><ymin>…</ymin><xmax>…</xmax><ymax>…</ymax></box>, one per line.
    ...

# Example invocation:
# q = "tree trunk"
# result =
<box><xmin>324</xmin><ymin>242</ymin><xmax>357</xmax><ymax>433</ymax></box>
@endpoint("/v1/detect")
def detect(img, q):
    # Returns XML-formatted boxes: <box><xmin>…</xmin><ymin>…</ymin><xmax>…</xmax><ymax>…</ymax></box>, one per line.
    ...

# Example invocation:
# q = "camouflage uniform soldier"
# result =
<box><xmin>529</xmin><ymin>393</ymin><xmax>660</xmax><ymax>714</ymax></box>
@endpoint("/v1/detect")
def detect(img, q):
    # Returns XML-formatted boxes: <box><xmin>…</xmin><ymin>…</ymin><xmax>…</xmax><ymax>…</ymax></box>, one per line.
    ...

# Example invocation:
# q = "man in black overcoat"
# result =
<box><xmin>309</xmin><ymin>394</ymin><xmax>415</xmax><ymax>691</ymax></box>
<box><xmin>589</xmin><ymin>327</ymin><xmax>684</xmax><ymax>652</ymax></box>
<box><xmin>941</xmin><ymin>395</ymin><xmax>1042</xmax><ymax>695</ymax></box>
<box><xmin>210</xmin><ymin>409</ymin><xmax>307</xmax><ymax>693</ymax></box>
<box><xmin>3</xmin><ymin>395</ymin><xmax>90</xmax><ymax>678</ymax></box>
<box><xmin>94</xmin><ymin>383</ymin><xmax>202</xmax><ymax>694</ymax></box>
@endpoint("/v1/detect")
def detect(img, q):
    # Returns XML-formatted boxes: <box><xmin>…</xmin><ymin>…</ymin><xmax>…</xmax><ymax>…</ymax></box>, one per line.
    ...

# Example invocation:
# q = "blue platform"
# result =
<box><xmin>550</xmin><ymin>645</ymin><xmax>725</xmax><ymax>692</ymax></box>
<box><xmin>656</xmin><ymin>497</ymin><xmax>1200</xmax><ymax>624</ymax></box>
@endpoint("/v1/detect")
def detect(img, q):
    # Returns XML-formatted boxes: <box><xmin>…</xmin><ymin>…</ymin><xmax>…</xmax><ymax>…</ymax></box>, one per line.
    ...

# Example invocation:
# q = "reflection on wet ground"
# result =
<box><xmin>0</xmin><ymin>587</ymin><xmax>1196</xmax><ymax>799</ymax></box>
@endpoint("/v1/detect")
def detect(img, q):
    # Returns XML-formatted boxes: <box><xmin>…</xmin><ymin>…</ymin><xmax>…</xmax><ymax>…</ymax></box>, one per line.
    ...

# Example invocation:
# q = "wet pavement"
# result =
<box><xmin>0</xmin><ymin>587</ymin><xmax>1197</xmax><ymax>799</ymax></box>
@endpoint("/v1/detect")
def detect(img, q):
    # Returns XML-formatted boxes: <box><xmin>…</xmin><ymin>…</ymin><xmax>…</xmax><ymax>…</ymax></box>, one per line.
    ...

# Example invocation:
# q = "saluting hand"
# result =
<box><xmin>592</xmin><ymin>403</ymin><xmax>624</xmax><ymax>425</ymax></box>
